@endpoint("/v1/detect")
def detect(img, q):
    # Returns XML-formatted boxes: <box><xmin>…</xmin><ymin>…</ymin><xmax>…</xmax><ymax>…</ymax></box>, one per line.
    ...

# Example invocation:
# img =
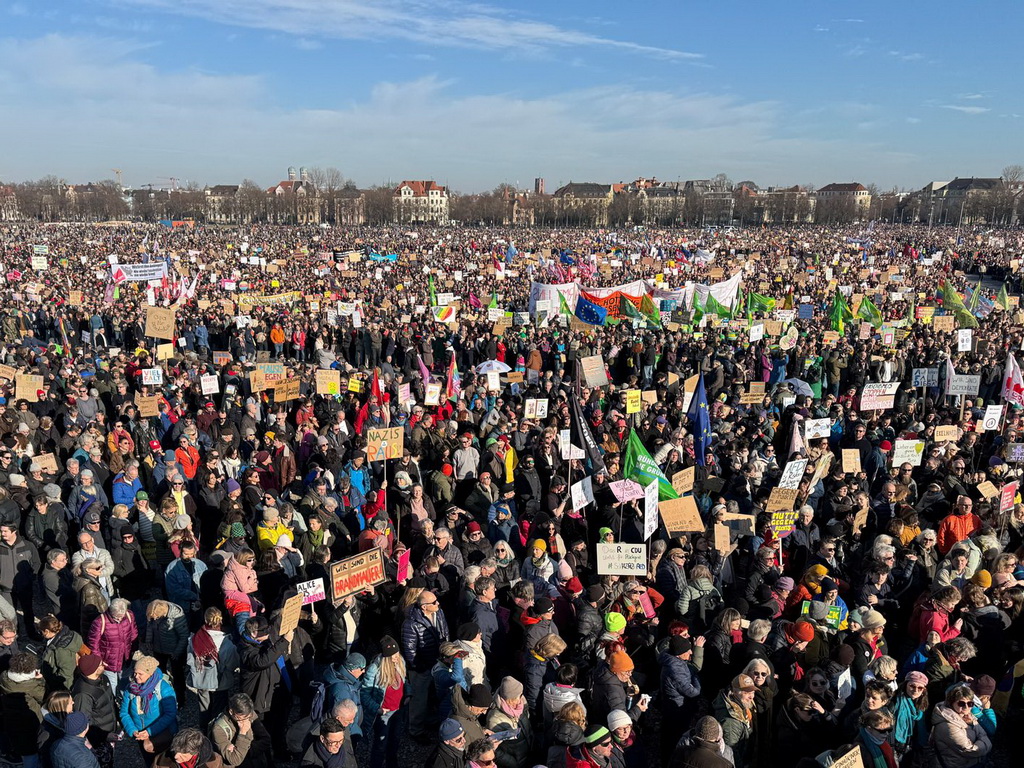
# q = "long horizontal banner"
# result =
<box><xmin>111</xmin><ymin>262</ymin><xmax>169</xmax><ymax>282</ymax></box>
<box><xmin>237</xmin><ymin>291</ymin><xmax>301</xmax><ymax>308</ymax></box>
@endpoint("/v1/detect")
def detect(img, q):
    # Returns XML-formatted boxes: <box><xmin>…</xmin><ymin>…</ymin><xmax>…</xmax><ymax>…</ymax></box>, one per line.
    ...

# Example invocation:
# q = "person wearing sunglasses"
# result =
<box><xmin>855</xmin><ymin>708</ymin><xmax>898</xmax><ymax>768</ymax></box>
<box><xmin>930</xmin><ymin>683</ymin><xmax>992</xmax><ymax>768</ymax></box>
<box><xmin>464</xmin><ymin>737</ymin><xmax>497</xmax><ymax>768</ymax></box>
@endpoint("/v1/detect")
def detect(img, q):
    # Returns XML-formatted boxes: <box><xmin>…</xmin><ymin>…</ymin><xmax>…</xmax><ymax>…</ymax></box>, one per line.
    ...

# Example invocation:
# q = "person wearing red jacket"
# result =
<box><xmin>175</xmin><ymin>435</ymin><xmax>201</xmax><ymax>480</ymax></box>
<box><xmin>911</xmin><ymin>585</ymin><xmax>963</xmax><ymax>644</ymax></box>
<box><xmin>937</xmin><ymin>496</ymin><xmax>981</xmax><ymax>555</ymax></box>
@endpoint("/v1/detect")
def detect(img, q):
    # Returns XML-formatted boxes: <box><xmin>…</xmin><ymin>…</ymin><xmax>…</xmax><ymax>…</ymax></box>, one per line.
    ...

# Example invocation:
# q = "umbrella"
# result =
<box><xmin>476</xmin><ymin>360</ymin><xmax>511</xmax><ymax>374</ymax></box>
<box><xmin>783</xmin><ymin>378</ymin><xmax>814</xmax><ymax>397</ymax></box>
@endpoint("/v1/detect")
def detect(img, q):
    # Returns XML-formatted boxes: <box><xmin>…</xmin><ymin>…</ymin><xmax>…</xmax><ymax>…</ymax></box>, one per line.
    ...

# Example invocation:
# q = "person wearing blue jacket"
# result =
<box><xmin>659</xmin><ymin>636</ymin><xmax>702</xmax><ymax>766</ymax></box>
<box><xmin>322</xmin><ymin>654</ymin><xmax>366</xmax><ymax>738</ymax></box>
<box><xmin>120</xmin><ymin>655</ymin><xmax>178</xmax><ymax>766</ymax></box>
<box><xmin>50</xmin><ymin>712</ymin><xmax>99</xmax><ymax>768</ymax></box>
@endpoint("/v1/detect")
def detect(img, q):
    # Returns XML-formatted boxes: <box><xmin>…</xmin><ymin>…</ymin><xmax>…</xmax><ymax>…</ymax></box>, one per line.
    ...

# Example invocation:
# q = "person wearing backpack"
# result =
<box><xmin>209</xmin><ymin>693</ymin><xmax>273</xmax><ymax>768</ymax></box>
<box><xmin>677</xmin><ymin>565</ymin><xmax>724</xmax><ymax>636</ymax></box>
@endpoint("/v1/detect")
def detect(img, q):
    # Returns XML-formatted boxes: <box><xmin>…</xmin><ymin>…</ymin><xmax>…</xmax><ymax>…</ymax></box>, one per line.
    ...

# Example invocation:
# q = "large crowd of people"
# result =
<box><xmin>0</xmin><ymin>220</ymin><xmax>1023</xmax><ymax>768</ymax></box>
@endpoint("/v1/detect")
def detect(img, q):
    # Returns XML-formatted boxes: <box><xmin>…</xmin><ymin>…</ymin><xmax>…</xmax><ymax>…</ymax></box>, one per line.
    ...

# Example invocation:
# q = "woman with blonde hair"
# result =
<box><xmin>546</xmin><ymin>701</ymin><xmax>587</xmax><ymax>768</ymax></box>
<box><xmin>362</xmin><ymin>636</ymin><xmax>406</xmax><ymax>768</ymax></box>
<box><xmin>524</xmin><ymin>633</ymin><xmax>567</xmax><ymax>715</ymax></box>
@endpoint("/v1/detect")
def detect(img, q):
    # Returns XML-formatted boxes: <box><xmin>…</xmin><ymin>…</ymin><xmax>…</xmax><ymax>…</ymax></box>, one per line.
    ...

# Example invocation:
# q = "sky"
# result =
<box><xmin>0</xmin><ymin>0</ymin><xmax>1022</xmax><ymax>193</ymax></box>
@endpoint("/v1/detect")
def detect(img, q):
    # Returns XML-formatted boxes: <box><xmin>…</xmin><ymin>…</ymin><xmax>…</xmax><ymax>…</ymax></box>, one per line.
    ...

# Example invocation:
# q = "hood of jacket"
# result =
<box><xmin>1</xmin><ymin>669</ymin><xmax>42</xmax><ymax>691</ymax></box>
<box><xmin>552</xmin><ymin>720</ymin><xmax>585</xmax><ymax>747</ymax></box>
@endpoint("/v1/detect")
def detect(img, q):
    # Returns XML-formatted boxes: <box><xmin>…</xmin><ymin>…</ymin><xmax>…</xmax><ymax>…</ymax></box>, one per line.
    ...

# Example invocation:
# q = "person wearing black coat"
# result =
<box><xmin>72</xmin><ymin>654</ymin><xmax>118</xmax><ymax>768</ymax></box>
<box><xmin>239</xmin><ymin>617</ymin><xmax>293</xmax><ymax>756</ymax></box>
<box><xmin>109</xmin><ymin>529</ymin><xmax>152</xmax><ymax>601</ymax></box>
<box><xmin>774</xmin><ymin>693</ymin><xmax>834</xmax><ymax>764</ymax></box>
<box><xmin>572</xmin><ymin>588</ymin><xmax>605</xmax><ymax>667</ymax></box>
<box><xmin>319</xmin><ymin>596</ymin><xmax>362</xmax><ymax>665</ymax></box>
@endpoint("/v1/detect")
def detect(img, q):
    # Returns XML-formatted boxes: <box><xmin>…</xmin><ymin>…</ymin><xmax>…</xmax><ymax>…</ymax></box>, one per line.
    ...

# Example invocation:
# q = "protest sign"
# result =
<box><xmin>933</xmin><ymin>315</ymin><xmax>956</xmax><ymax>332</ymax></box>
<box><xmin>948</xmin><ymin>374</ymin><xmax>981</xmax><ymax>396</ymax></box>
<box><xmin>367</xmin><ymin>427</ymin><xmax>404</xmax><ymax>461</ymax></box>
<box><xmin>779</xmin><ymin>459</ymin><xmax>808</xmax><ymax>490</ymax></box>
<box><xmin>609</xmin><ymin>479</ymin><xmax>645</xmax><ymax>503</ymax></box>
<box><xmin>396</xmin><ymin>549</ymin><xmax>413</xmax><ymax>582</ymax></box>
<box><xmin>200</xmin><ymin>374</ymin><xmax>219</xmax><ymax>395</ymax></box>
<box><xmin>1000</xmin><ymin>481</ymin><xmax>1019</xmax><ymax>514</ymax></box>
<box><xmin>279</xmin><ymin>593</ymin><xmax>304</xmax><ymax>635</ymax></box>
<box><xmin>136</xmin><ymin>395</ymin><xmax>160</xmax><ymax>417</ymax></box>
<box><xmin>580</xmin><ymin>355</ymin><xmax>609</xmax><ymax>387</ymax></box>
<box><xmin>596</xmin><ymin>543</ymin><xmax>647</xmax><ymax>576</ymax></box>
<box><xmin>315</xmin><ymin>369</ymin><xmax>341</xmax><ymax>396</ymax></box>
<box><xmin>934</xmin><ymin>425</ymin><xmax>959</xmax><ymax>442</ymax></box>
<box><xmin>145</xmin><ymin>306</ymin><xmax>176</xmax><ymax>340</ymax></box>
<box><xmin>804</xmin><ymin>418</ymin><xmax>831</xmax><ymax>440</ymax></box>
<box><xmin>156</xmin><ymin>343</ymin><xmax>174</xmax><ymax>360</ymax></box>
<box><xmin>981</xmin><ymin>404</ymin><xmax>1004</xmax><ymax>432</ymax></box>
<box><xmin>329</xmin><ymin>549</ymin><xmax>387</xmax><ymax>603</ymax></box>
<box><xmin>643</xmin><ymin>481</ymin><xmax>659</xmax><ymax>540</ymax></box>
<box><xmin>659</xmin><ymin>496</ymin><xmax>703</xmax><ymax>534</ymax></box>
<box><xmin>672</xmin><ymin>467</ymin><xmax>695</xmax><ymax>495</ymax></box>
<box><xmin>571</xmin><ymin>476</ymin><xmax>595</xmax><ymax>512</ymax></box>
<box><xmin>860</xmin><ymin>382</ymin><xmax>900</xmax><ymax>410</ymax></box>
<box><xmin>34</xmin><ymin>453</ymin><xmax>59</xmax><ymax>474</ymax></box>
<box><xmin>1008</xmin><ymin>443</ymin><xmax>1024</xmax><ymax>462</ymax></box>
<box><xmin>425</xmin><ymin>382</ymin><xmax>441</xmax><ymax>405</ymax></box>
<box><xmin>720</xmin><ymin>512</ymin><xmax>755</xmax><ymax>537</ymax></box>
<box><xmin>141</xmin><ymin>368</ymin><xmax>164</xmax><ymax>386</ymax></box>
<box><xmin>15</xmin><ymin>374</ymin><xmax>44</xmax><ymax>402</ymax></box>
<box><xmin>0</xmin><ymin>365</ymin><xmax>16</xmax><ymax>382</ymax></box>
<box><xmin>892</xmin><ymin>439</ymin><xmax>924</xmax><ymax>467</ymax></box>
<box><xmin>296</xmin><ymin>578</ymin><xmax>326</xmax><ymax>605</ymax></box>
<box><xmin>957</xmin><ymin>328</ymin><xmax>973</xmax><ymax>352</ymax></box>
<box><xmin>274</xmin><ymin>378</ymin><xmax>301</xmax><ymax>402</ymax></box>
<box><xmin>624</xmin><ymin>389</ymin><xmax>641</xmax><ymax>414</ymax></box>
<box><xmin>831</xmin><ymin>745</ymin><xmax>864</xmax><ymax>768</ymax></box>
<box><xmin>767</xmin><ymin>486</ymin><xmax>799</xmax><ymax>513</ymax></box>
<box><xmin>977</xmin><ymin>481</ymin><xmax>999</xmax><ymax>499</ymax></box>
<box><xmin>842</xmin><ymin>449</ymin><xmax>862</xmax><ymax>474</ymax></box>
<box><xmin>713</xmin><ymin>522</ymin><xmax>732</xmax><ymax>555</ymax></box>
<box><xmin>912</xmin><ymin>368</ymin><xmax>939</xmax><ymax>387</ymax></box>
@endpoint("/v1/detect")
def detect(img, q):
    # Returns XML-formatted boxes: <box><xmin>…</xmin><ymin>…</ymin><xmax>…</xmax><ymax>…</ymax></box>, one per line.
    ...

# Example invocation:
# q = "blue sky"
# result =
<box><xmin>1</xmin><ymin>0</ymin><xmax>1021</xmax><ymax>192</ymax></box>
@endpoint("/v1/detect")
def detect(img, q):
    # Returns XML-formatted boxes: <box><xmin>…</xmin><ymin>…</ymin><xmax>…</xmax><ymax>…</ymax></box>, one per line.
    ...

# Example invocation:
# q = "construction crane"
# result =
<box><xmin>158</xmin><ymin>176</ymin><xmax>180</xmax><ymax>191</ymax></box>
<box><xmin>111</xmin><ymin>168</ymin><xmax>124</xmax><ymax>188</ymax></box>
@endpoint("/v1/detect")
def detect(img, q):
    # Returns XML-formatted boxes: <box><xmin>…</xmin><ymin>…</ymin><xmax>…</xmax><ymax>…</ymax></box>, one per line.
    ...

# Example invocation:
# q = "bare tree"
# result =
<box><xmin>1001</xmin><ymin>164</ymin><xmax>1023</xmax><ymax>183</ymax></box>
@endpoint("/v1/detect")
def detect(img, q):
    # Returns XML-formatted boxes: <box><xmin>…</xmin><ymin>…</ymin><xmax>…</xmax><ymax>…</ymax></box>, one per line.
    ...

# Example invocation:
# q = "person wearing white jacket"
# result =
<box><xmin>186</xmin><ymin>607</ymin><xmax>240</xmax><ymax>730</ymax></box>
<box><xmin>930</xmin><ymin>684</ymin><xmax>992</xmax><ymax>768</ymax></box>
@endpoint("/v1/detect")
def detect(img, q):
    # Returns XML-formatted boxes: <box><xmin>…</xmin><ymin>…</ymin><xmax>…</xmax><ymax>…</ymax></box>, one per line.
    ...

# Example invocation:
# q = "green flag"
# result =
<box><xmin>705</xmin><ymin>293</ymin><xmax>731</xmax><ymax>319</ymax></box>
<box><xmin>748</xmin><ymin>292</ymin><xmax>776</xmax><ymax>316</ymax></box>
<box><xmin>829</xmin><ymin>292</ymin><xmax>853</xmax><ymax>333</ymax></box>
<box><xmin>940</xmin><ymin>280</ymin><xmax>979</xmax><ymax>329</ymax></box>
<box><xmin>998</xmin><ymin>283</ymin><xmax>1010</xmax><ymax>311</ymax></box>
<box><xmin>640</xmin><ymin>293</ymin><xmax>662</xmax><ymax>326</ymax></box>
<box><xmin>428</xmin><ymin>274</ymin><xmax>437</xmax><ymax>307</ymax></box>
<box><xmin>620</xmin><ymin>295</ymin><xmax>643</xmax><ymax>321</ymax></box>
<box><xmin>968</xmin><ymin>283</ymin><xmax>981</xmax><ymax>313</ymax></box>
<box><xmin>856</xmin><ymin>296</ymin><xmax>883</xmax><ymax>328</ymax></box>
<box><xmin>558</xmin><ymin>291</ymin><xmax>572</xmax><ymax>316</ymax></box>
<box><xmin>622</xmin><ymin>430</ymin><xmax>679</xmax><ymax>501</ymax></box>
<box><xmin>488</xmin><ymin>291</ymin><xmax>498</xmax><ymax>310</ymax></box>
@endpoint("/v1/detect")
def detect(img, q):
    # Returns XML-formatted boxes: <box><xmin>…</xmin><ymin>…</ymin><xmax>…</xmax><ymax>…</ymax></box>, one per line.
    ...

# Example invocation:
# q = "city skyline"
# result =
<box><xmin>1</xmin><ymin>0</ymin><xmax>1021</xmax><ymax>192</ymax></box>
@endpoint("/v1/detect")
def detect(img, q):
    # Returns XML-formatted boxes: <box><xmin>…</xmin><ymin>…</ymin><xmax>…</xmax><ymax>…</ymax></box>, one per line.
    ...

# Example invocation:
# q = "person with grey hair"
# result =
<box><xmin>924</xmin><ymin>637</ymin><xmax>977</xmax><ymax>703</ymax></box>
<box><xmin>155</xmin><ymin>727</ymin><xmax>219</xmax><ymax>768</ymax></box>
<box><xmin>210</xmin><ymin>692</ymin><xmax>273</xmax><ymax>768</ymax></box>
<box><xmin>72</xmin><ymin>531</ymin><xmax>115</xmax><ymax>593</ymax></box>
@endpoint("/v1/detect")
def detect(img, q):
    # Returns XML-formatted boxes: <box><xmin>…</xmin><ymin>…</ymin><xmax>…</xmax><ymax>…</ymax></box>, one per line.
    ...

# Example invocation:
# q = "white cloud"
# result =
<box><xmin>109</xmin><ymin>0</ymin><xmax>703</xmax><ymax>61</ymax></box>
<box><xmin>0</xmin><ymin>33</ymin><xmax>942</xmax><ymax>191</ymax></box>
<box><xmin>941</xmin><ymin>105</ymin><xmax>990</xmax><ymax>114</ymax></box>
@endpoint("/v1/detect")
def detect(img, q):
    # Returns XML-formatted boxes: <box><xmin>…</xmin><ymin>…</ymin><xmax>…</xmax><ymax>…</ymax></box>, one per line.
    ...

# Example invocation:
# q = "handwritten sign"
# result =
<box><xmin>278</xmin><ymin>593</ymin><xmax>304</xmax><ymax>635</ymax></box>
<box><xmin>892</xmin><ymin>439</ymin><xmax>925</xmax><ymax>467</ymax></box>
<box><xmin>136</xmin><ymin>395</ymin><xmax>160</xmax><ymax>417</ymax></box>
<box><xmin>144</xmin><ymin>306</ymin><xmax>176</xmax><ymax>340</ymax></box>
<box><xmin>767</xmin><ymin>487</ymin><xmax>799</xmax><ymax>513</ymax></box>
<box><xmin>609</xmin><ymin>479</ymin><xmax>645</xmax><ymax>503</ymax></box>
<box><xmin>296</xmin><ymin>578</ymin><xmax>326</xmax><ymax>605</ymax></box>
<box><xmin>934</xmin><ymin>425</ymin><xmax>959</xmax><ymax>442</ymax></box>
<box><xmin>367</xmin><ymin>427</ymin><xmax>404</xmax><ymax>461</ymax></box>
<box><xmin>596</xmin><ymin>543</ymin><xmax>647</xmax><ymax>576</ymax></box>
<box><xmin>315</xmin><ymin>369</ymin><xmax>341</xmax><ymax>396</ymax></box>
<box><xmin>659</xmin><ymin>496</ymin><xmax>704</xmax><ymax>535</ymax></box>
<box><xmin>779</xmin><ymin>459</ymin><xmax>808</xmax><ymax>490</ymax></box>
<box><xmin>329</xmin><ymin>549</ymin><xmax>387</xmax><ymax>604</ymax></box>
<box><xmin>977</xmin><ymin>480</ymin><xmax>999</xmax><ymax>500</ymax></box>
<box><xmin>842</xmin><ymin>449</ymin><xmax>862</xmax><ymax>474</ymax></box>
<box><xmin>624</xmin><ymin>389</ymin><xmax>641</xmax><ymax>414</ymax></box>
<box><xmin>948</xmin><ymin>374</ymin><xmax>981</xmax><ymax>396</ymax></box>
<box><xmin>274</xmin><ymin>378</ymin><xmax>300</xmax><ymax>402</ymax></box>
<box><xmin>672</xmin><ymin>467</ymin><xmax>695</xmax><ymax>495</ymax></box>
<box><xmin>860</xmin><ymin>382</ymin><xmax>900</xmax><ymax>410</ymax></box>
<box><xmin>34</xmin><ymin>453</ymin><xmax>59</xmax><ymax>474</ymax></box>
<box><xmin>580</xmin><ymin>355</ymin><xmax>609</xmax><ymax>387</ymax></box>
<box><xmin>15</xmin><ymin>374</ymin><xmax>44</xmax><ymax>402</ymax></box>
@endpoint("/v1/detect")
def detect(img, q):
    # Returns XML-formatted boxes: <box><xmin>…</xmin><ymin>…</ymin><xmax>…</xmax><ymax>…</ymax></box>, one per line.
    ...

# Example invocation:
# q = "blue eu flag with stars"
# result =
<box><xmin>574</xmin><ymin>295</ymin><xmax>607</xmax><ymax>326</ymax></box>
<box><xmin>686</xmin><ymin>371</ymin><xmax>712</xmax><ymax>466</ymax></box>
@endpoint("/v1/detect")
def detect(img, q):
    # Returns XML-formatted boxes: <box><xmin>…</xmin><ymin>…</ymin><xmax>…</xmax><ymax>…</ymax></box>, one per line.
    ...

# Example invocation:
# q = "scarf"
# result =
<box><xmin>308</xmin><ymin>527</ymin><xmax>325</xmax><ymax>549</ymax></box>
<box><xmin>312</xmin><ymin>738</ymin><xmax>348</xmax><ymax>768</ymax></box>
<box><xmin>172</xmin><ymin>489</ymin><xmax>187</xmax><ymax>516</ymax></box>
<box><xmin>531</xmin><ymin>554</ymin><xmax>547</xmax><ymax>570</ymax></box>
<box><xmin>128</xmin><ymin>671</ymin><xmax>162</xmax><ymax>715</ymax></box>
<box><xmin>498</xmin><ymin>695</ymin><xmax>525</xmax><ymax>721</ymax></box>
<box><xmin>859</xmin><ymin>728</ymin><xmax>894</xmax><ymax>768</ymax></box>
<box><xmin>191</xmin><ymin>626</ymin><xmax>220</xmax><ymax>667</ymax></box>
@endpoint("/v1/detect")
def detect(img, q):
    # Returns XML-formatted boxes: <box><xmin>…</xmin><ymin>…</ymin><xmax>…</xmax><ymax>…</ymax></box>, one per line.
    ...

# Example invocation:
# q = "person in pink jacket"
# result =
<box><xmin>87</xmin><ymin>597</ymin><xmax>139</xmax><ymax>692</ymax></box>
<box><xmin>912</xmin><ymin>585</ymin><xmax>962</xmax><ymax>644</ymax></box>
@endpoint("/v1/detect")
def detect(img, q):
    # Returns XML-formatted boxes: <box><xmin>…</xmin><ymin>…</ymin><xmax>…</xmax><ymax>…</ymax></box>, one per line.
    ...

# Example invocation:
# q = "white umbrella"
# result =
<box><xmin>783</xmin><ymin>378</ymin><xmax>814</xmax><ymax>397</ymax></box>
<box><xmin>476</xmin><ymin>360</ymin><xmax>512</xmax><ymax>374</ymax></box>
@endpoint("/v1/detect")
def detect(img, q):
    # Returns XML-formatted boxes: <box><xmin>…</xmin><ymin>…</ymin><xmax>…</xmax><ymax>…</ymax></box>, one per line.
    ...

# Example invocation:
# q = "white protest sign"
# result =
<box><xmin>643</xmin><ymin>480</ymin><xmax>659</xmax><ymax>541</ymax></box>
<box><xmin>296</xmin><ymin>578</ymin><xmax>326</xmax><ymax>604</ymax></box>
<box><xmin>804</xmin><ymin>418</ymin><xmax>831</xmax><ymax>440</ymax></box>
<box><xmin>892</xmin><ymin>439</ymin><xmax>925</xmax><ymax>467</ymax></box>
<box><xmin>200</xmin><ymin>374</ymin><xmax>219</xmax><ymax>395</ymax></box>
<box><xmin>141</xmin><ymin>368</ymin><xmax>163</xmax><ymax>386</ymax></box>
<box><xmin>749</xmin><ymin>324</ymin><xmax>764</xmax><ymax>342</ymax></box>
<box><xmin>860</xmin><ymin>382</ymin><xmax>900</xmax><ymax>410</ymax></box>
<box><xmin>957</xmin><ymin>328</ymin><xmax>973</xmax><ymax>352</ymax></box>
<box><xmin>948</xmin><ymin>374</ymin><xmax>981</xmax><ymax>396</ymax></box>
<box><xmin>570</xmin><ymin>476</ymin><xmax>594</xmax><ymax>512</ymax></box>
<box><xmin>911</xmin><ymin>368</ymin><xmax>939</xmax><ymax>387</ymax></box>
<box><xmin>981</xmin><ymin>404</ymin><xmax>1004</xmax><ymax>432</ymax></box>
<box><xmin>596</xmin><ymin>543</ymin><xmax>647</xmax><ymax>576</ymax></box>
<box><xmin>779</xmin><ymin>459</ymin><xmax>808</xmax><ymax>490</ymax></box>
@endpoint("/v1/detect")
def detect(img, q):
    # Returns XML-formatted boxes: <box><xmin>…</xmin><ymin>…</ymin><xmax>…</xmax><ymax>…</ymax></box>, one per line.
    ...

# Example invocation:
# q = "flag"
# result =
<box><xmin>558</xmin><ymin>291</ymin><xmax>573</xmax><ymax>316</ymax></box>
<box><xmin>686</xmin><ymin>372</ymin><xmax>712</xmax><ymax>466</ymax></box>
<box><xmin>998</xmin><ymin>283</ymin><xmax>1011</xmax><ymax>311</ymax></box>
<box><xmin>968</xmin><ymin>283</ymin><xmax>981</xmax><ymax>314</ymax></box>
<box><xmin>446</xmin><ymin>356</ymin><xmax>461</xmax><ymax>402</ymax></box>
<box><xmin>569</xmin><ymin>389</ymin><xmax>607</xmax><ymax>477</ymax></box>
<box><xmin>828</xmin><ymin>292</ymin><xmax>853</xmax><ymax>333</ymax></box>
<box><xmin>488</xmin><ymin>291</ymin><xmax>498</xmax><ymax>310</ymax></box>
<box><xmin>748</xmin><ymin>292</ymin><xmax>776</xmax><ymax>316</ymax></box>
<box><xmin>504</xmin><ymin>445</ymin><xmax>518</xmax><ymax>484</ymax></box>
<box><xmin>574</xmin><ymin>295</ymin><xmax>607</xmax><ymax>326</ymax></box>
<box><xmin>705</xmin><ymin>293</ymin><xmax>731</xmax><ymax>319</ymax></box>
<box><xmin>428</xmin><ymin>274</ymin><xmax>437</xmax><ymax>307</ymax></box>
<box><xmin>468</xmin><ymin>293</ymin><xmax>482</xmax><ymax>310</ymax></box>
<box><xmin>417</xmin><ymin>354</ymin><xmax>432</xmax><ymax>384</ymax></box>
<box><xmin>505</xmin><ymin>244</ymin><xmax>517</xmax><ymax>265</ymax></box>
<box><xmin>622</xmin><ymin>430</ymin><xmax>679</xmax><ymax>501</ymax></box>
<box><xmin>639</xmin><ymin>294</ymin><xmax>662</xmax><ymax>326</ymax></box>
<box><xmin>944</xmin><ymin>355</ymin><xmax>957</xmax><ymax>397</ymax></box>
<box><xmin>940</xmin><ymin>280</ymin><xmax>979</xmax><ymax>329</ymax></box>
<box><xmin>432</xmin><ymin>305</ymin><xmax>456</xmax><ymax>323</ymax></box>
<box><xmin>1003</xmin><ymin>354</ymin><xmax>1024</xmax><ymax>407</ymax></box>
<box><xmin>619</xmin><ymin>295</ymin><xmax>643</xmax><ymax>321</ymax></box>
<box><xmin>856</xmin><ymin>296</ymin><xmax>883</xmax><ymax>328</ymax></box>
<box><xmin>782</xmin><ymin>290</ymin><xmax>794</xmax><ymax>310</ymax></box>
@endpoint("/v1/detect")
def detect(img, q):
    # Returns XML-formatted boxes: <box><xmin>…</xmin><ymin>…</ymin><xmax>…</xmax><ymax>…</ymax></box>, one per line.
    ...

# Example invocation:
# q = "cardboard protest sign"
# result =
<box><xmin>672</xmin><ymin>467</ymin><xmax>695</xmax><ymax>495</ymax></box>
<box><xmin>842</xmin><ymin>449</ymin><xmax>862</xmax><ymax>474</ymax></box>
<box><xmin>720</xmin><ymin>512</ymin><xmax>755</xmax><ymax>537</ymax></box>
<box><xmin>15</xmin><ymin>374</ymin><xmax>44</xmax><ymax>402</ymax></box>
<box><xmin>145</xmin><ymin>306</ymin><xmax>176</xmax><ymax>340</ymax></box>
<box><xmin>425</xmin><ymin>382</ymin><xmax>441</xmax><ymax>405</ymax></box>
<box><xmin>596</xmin><ymin>543</ymin><xmax>647</xmax><ymax>576</ymax></box>
<box><xmin>274</xmin><ymin>378</ymin><xmax>300</xmax><ymax>402</ymax></box>
<box><xmin>329</xmin><ymin>549</ymin><xmax>387</xmax><ymax>604</ymax></box>
<box><xmin>934</xmin><ymin>425</ymin><xmax>959</xmax><ymax>442</ymax></box>
<box><xmin>659</xmin><ymin>496</ymin><xmax>704</xmax><ymax>535</ymax></box>
<box><xmin>278</xmin><ymin>593</ymin><xmax>304</xmax><ymax>635</ymax></box>
<box><xmin>767</xmin><ymin>487</ymin><xmax>799</xmax><ymax>513</ymax></box>
<box><xmin>136</xmin><ymin>395</ymin><xmax>160</xmax><ymax>417</ymax></box>
<box><xmin>933</xmin><ymin>315</ymin><xmax>956</xmax><ymax>332</ymax></box>
<box><xmin>977</xmin><ymin>480</ymin><xmax>999</xmax><ymax>499</ymax></box>
<box><xmin>0</xmin><ymin>365</ymin><xmax>16</xmax><ymax>382</ymax></box>
<box><xmin>315</xmin><ymin>369</ymin><xmax>341</xmax><ymax>396</ymax></box>
<box><xmin>367</xmin><ymin>427</ymin><xmax>404</xmax><ymax>461</ymax></box>
<box><xmin>714</xmin><ymin>522</ymin><xmax>732</xmax><ymax>555</ymax></box>
<box><xmin>830</xmin><ymin>744</ymin><xmax>865</xmax><ymax>768</ymax></box>
<box><xmin>156</xmin><ymin>343</ymin><xmax>175</xmax><ymax>361</ymax></box>
<box><xmin>580</xmin><ymin>355</ymin><xmax>609</xmax><ymax>387</ymax></box>
<box><xmin>34</xmin><ymin>453</ymin><xmax>59</xmax><ymax>474</ymax></box>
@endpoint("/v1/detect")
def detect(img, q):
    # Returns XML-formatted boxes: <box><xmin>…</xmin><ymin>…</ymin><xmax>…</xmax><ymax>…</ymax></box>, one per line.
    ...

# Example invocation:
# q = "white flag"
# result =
<box><xmin>1003</xmin><ymin>354</ymin><xmax>1024</xmax><ymax>407</ymax></box>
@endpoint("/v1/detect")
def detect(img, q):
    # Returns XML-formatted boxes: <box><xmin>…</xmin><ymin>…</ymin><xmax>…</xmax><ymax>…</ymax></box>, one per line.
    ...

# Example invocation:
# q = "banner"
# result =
<box><xmin>110</xmin><ymin>262</ymin><xmax>169</xmax><ymax>282</ymax></box>
<box><xmin>237</xmin><ymin>291</ymin><xmax>301</xmax><ymax>308</ymax></box>
<box><xmin>329</xmin><ymin>549</ymin><xmax>387</xmax><ymax>604</ymax></box>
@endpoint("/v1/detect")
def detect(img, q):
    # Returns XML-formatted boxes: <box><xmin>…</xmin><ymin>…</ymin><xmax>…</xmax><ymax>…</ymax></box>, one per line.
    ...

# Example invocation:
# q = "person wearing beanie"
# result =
<box><xmin>770</xmin><ymin>620</ymin><xmax>816</xmax><ymax>690</ymax></box>
<box><xmin>658</xmin><ymin>634</ymin><xmax>701</xmax><ymax>764</ymax></box>
<box><xmin>572</xmin><ymin>586</ymin><xmax>605</xmax><ymax>664</ymax></box>
<box><xmin>429</xmin><ymin>718</ymin><xmax>466</xmax><ymax>768</ymax></box>
<box><xmin>521</xmin><ymin>538</ymin><xmax>554</xmax><ymax>585</ymax></box>
<box><xmin>812</xmin><ymin>576</ymin><xmax>850</xmax><ymax>633</ymax></box>
<box><xmin>154</xmin><ymin>727</ymin><xmax>222</xmax><ymax>768</ymax></box>
<box><xmin>322</xmin><ymin>652</ymin><xmax>366</xmax><ymax>739</ymax></box>
<box><xmin>521</xmin><ymin>596</ymin><xmax>558</xmax><ymax>652</ymax></box>
<box><xmin>712</xmin><ymin>675</ymin><xmax>756</xmax><ymax>766</ymax></box>
<box><xmin>606</xmin><ymin>707</ymin><xmax>639</xmax><ymax>766</ymax></box>
<box><xmin>72</xmin><ymin>651</ymin><xmax>118</xmax><ymax>761</ymax></box>
<box><xmin>454</xmin><ymin>622</ymin><xmax>487</xmax><ymax>689</ymax></box>
<box><xmin>451</xmin><ymin>683</ymin><xmax>491</xmax><ymax>744</ymax></box>
<box><xmin>890</xmin><ymin>671</ymin><xmax>930</xmax><ymax>758</ymax></box>
<box><xmin>843</xmin><ymin>608</ymin><xmax>888</xmax><ymax>680</ymax></box>
<box><xmin>590</xmin><ymin>650</ymin><xmax>646</xmax><ymax>726</ymax></box>
<box><xmin>485</xmin><ymin>676</ymin><xmax>531</xmax><ymax>767</ymax></box>
<box><xmin>566</xmin><ymin>724</ymin><xmax>614</xmax><ymax>768</ymax></box>
<box><xmin>668</xmin><ymin>715</ymin><xmax>731</xmax><ymax>768</ymax></box>
<box><xmin>121</xmin><ymin>654</ymin><xmax>179</xmax><ymax>757</ymax></box>
<box><xmin>50</xmin><ymin>711</ymin><xmax>98</xmax><ymax>768</ymax></box>
<box><xmin>913</xmin><ymin>586</ymin><xmax>963</xmax><ymax>646</ymax></box>
<box><xmin>968</xmin><ymin>675</ymin><xmax>998</xmax><ymax>736</ymax></box>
